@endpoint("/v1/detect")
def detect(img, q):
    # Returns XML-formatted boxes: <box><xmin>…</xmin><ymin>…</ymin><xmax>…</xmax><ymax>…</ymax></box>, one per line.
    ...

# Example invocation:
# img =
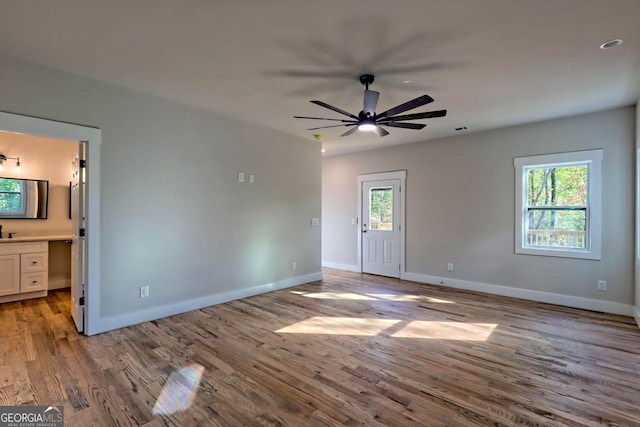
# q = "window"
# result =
<box><xmin>514</xmin><ymin>149</ymin><xmax>602</xmax><ymax>260</ymax></box>
<box><xmin>0</xmin><ymin>178</ymin><xmax>24</xmax><ymax>215</ymax></box>
<box><xmin>369</xmin><ymin>187</ymin><xmax>393</xmax><ymax>231</ymax></box>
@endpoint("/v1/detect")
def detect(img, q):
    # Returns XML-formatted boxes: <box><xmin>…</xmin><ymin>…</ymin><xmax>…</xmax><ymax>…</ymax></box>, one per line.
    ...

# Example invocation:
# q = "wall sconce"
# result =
<box><xmin>0</xmin><ymin>153</ymin><xmax>21</xmax><ymax>173</ymax></box>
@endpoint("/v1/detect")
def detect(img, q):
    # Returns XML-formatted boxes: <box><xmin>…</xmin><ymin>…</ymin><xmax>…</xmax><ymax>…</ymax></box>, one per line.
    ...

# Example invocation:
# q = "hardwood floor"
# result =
<box><xmin>1</xmin><ymin>268</ymin><xmax>639</xmax><ymax>426</ymax></box>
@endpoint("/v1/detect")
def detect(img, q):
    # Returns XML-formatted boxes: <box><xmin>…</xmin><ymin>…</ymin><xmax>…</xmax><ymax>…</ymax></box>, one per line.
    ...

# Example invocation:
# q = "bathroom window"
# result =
<box><xmin>0</xmin><ymin>178</ymin><xmax>23</xmax><ymax>214</ymax></box>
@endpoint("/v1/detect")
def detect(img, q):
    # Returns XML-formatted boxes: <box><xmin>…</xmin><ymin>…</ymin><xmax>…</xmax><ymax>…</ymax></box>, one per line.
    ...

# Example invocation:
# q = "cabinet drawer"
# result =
<box><xmin>21</xmin><ymin>252</ymin><xmax>48</xmax><ymax>273</ymax></box>
<box><xmin>21</xmin><ymin>271</ymin><xmax>48</xmax><ymax>293</ymax></box>
<box><xmin>0</xmin><ymin>242</ymin><xmax>48</xmax><ymax>255</ymax></box>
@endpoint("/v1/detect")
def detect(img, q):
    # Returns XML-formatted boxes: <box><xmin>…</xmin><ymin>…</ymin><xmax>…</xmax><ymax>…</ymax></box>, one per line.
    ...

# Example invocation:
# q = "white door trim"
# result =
<box><xmin>357</xmin><ymin>170</ymin><xmax>406</xmax><ymax>276</ymax></box>
<box><xmin>0</xmin><ymin>111</ymin><xmax>101</xmax><ymax>335</ymax></box>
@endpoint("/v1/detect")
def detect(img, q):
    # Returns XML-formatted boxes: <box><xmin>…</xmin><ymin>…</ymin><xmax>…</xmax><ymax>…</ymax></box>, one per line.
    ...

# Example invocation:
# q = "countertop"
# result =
<box><xmin>0</xmin><ymin>235</ymin><xmax>73</xmax><ymax>243</ymax></box>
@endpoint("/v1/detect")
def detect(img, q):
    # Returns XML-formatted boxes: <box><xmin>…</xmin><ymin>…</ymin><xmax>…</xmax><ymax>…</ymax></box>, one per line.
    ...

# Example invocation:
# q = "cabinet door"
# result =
<box><xmin>0</xmin><ymin>254</ymin><xmax>20</xmax><ymax>296</ymax></box>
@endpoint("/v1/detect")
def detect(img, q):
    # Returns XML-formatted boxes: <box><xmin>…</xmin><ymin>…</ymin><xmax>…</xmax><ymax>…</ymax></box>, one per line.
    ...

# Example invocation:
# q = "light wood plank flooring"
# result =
<box><xmin>1</xmin><ymin>268</ymin><xmax>639</xmax><ymax>426</ymax></box>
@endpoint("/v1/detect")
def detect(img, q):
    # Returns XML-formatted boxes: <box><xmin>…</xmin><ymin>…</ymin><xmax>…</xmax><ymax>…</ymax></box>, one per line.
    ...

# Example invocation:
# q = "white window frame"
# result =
<box><xmin>514</xmin><ymin>149</ymin><xmax>602</xmax><ymax>260</ymax></box>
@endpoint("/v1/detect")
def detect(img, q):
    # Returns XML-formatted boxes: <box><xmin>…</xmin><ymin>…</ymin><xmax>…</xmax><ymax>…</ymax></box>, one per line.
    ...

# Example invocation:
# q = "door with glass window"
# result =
<box><xmin>362</xmin><ymin>179</ymin><xmax>401</xmax><ymax>277</ymax></box>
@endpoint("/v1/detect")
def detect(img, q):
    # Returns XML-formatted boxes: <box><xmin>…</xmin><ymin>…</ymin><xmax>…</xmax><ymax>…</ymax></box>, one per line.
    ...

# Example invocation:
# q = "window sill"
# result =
<box><xmin>516</xmin><ymin>246</ymin><xmax>600</xmax><ymax>260</ymax></box>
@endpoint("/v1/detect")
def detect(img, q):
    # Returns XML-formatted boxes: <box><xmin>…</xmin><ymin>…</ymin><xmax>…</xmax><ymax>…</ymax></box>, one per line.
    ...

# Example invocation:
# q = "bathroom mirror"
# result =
<box><xmin>0</xmin><ymin>177</ymin><xmax>49</xmax><ymax>219</ymax></box>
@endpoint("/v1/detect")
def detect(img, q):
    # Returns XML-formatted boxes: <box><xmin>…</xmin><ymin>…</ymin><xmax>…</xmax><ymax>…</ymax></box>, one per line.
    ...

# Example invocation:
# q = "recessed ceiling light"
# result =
<box><xmin>600</xmin><ymin>38</ymin><xmax>623</xmax><ymax>49</ymax></box>
<box><xmin>402</xmin><ymin>80</ymin><xmax>412</xmax><ymax>84</ymax></box>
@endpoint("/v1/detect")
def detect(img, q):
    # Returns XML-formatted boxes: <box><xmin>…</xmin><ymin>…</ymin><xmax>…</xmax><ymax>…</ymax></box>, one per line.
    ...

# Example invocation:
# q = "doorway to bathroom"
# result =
<box><xmin>0</xmin><ymin>111</ymin><xmax>100</xmax><ymax>334</ymax></box>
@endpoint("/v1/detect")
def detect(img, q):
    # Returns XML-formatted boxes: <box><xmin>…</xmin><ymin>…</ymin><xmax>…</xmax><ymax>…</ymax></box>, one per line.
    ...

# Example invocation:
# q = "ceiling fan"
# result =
<box><xmin>294</xmin><ymin>74</ymin><xmax>447</xmax><ymax>137</ymax></box>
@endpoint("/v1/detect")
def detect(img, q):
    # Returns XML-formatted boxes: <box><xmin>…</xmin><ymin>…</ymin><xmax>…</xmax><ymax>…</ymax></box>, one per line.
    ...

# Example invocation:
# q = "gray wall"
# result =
<box><xmin>0</xmin><ymin>56</ymin><xmax>321</xmax><ymax>331</ymax></box>
<box><xmin>323</xmin><ymin>107</ymin><xmax>635</xmax><ymax>309</ymax></box>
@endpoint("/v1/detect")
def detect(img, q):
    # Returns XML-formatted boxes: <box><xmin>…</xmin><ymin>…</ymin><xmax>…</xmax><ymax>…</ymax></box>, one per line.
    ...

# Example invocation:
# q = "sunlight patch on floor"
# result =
<box><xmin>391</xmin><ymin>321</ymin><xmax>497</xmax><ymax>341</ymax></box>
<box><xmin>294</xmin><ymin>292</ymin><xmax>377</xmax><ymax>300</ymax></box>
<box><xmin>291</xmin><ymin>291</ymin><xmax>455</xmax><ymax>303</ymax></box>
<box><xmin>276</xmin><ymin>317</ymin><xmax>400</xmax><ymax>335</ymax></box>
<box><xmin>276</xmin><ymin>317</ymin><xmax>497</xmax><ymax>341</ymax></box>
<box><xmin>367</xmin><ymin>293</ymin><xmax>455</xmax><ymax>304</ymax></box>
<box><xmin>152</xmin><ymin>364</ymin><xmax>204</xmax><ymax>416</ymax></box>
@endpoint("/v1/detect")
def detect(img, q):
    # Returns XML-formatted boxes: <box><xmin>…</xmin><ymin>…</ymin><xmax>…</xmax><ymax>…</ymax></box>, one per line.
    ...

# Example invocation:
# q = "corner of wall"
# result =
<box><xmin>635</xmin><ymin>98</ymin><xmax>640</xmax><ymax>328</ymax></box>
<box><xmin>322</xmin><ymin>261</ymin><xmax>360</xmax><ymax>273</ymax></box>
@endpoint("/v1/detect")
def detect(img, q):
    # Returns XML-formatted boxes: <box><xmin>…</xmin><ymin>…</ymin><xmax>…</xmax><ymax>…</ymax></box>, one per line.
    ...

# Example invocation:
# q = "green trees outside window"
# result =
<box><xmin>0</xmin><ymin>178</ymin><xmax>22</xmax><ymax>213</ymax></box>
<box><xmin>525</xmin><ymin>165</ymin><xmax>588</xmax><ymax>248</ymax></box>
<box><xmin>369</xmin><ymin>187</ymin><xmax>393</xmax><ymax>230</ymax></box>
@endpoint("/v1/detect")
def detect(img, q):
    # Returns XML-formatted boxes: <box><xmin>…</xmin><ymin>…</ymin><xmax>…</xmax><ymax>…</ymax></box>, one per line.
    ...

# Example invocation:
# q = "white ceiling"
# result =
<box><xmin>1</xmin><ymin>0</ymin><xmax>639</xmax><ymax>155</ymax></box>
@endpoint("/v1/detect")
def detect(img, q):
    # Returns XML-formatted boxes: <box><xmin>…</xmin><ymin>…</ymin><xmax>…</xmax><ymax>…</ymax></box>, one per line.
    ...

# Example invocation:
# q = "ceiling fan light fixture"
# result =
<box><xmin>358</xmin><ymin>118</ymin><xmax>377</xmax><ymax>132</ymax></box>
<box><xmin>600</xmin><ymin>38</ymin><xmax>623</xmax><ymax>49</ymax></box>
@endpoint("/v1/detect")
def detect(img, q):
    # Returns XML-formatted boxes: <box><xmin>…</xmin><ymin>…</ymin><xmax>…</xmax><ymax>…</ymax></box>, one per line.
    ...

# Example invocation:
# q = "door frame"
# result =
<box><xmin>357</xmin><ymin>170</ymin><xmax>406</xmax><ymax>276</ymax></box>
<box><xmin>0</xmin><ymin>111</ymin><xmax>101</xmax><ymax>335</ymax></box>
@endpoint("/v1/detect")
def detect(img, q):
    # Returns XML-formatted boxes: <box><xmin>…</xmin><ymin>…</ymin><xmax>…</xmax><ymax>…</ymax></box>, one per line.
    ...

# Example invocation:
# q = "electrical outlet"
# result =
<box><xmin>291</xmin><ymin>261</ymin><xmax>297</xmax><ymax>271</ymax></box>
<box><xmin>597</xmin><ymin>280</ymin><xmax>607</xmax><ymax>291</ymax></box>
<box><xmin>447</xmin><ymin>263</ymin><xmax>454</xmax><ymax>272</ymax></box>
<box><xmin>249</xmin><ymin>174</ymin><xmax>254</xmax><ymax>183</ymax></box>
<box><xmin>140</xmin><ymin>285</ymin><xmax>149</xmax><ymax>298</ymax></box>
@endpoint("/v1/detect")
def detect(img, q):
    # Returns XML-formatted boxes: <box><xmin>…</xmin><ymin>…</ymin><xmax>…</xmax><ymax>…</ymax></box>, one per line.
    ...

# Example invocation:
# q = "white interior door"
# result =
<box><xmin>362</xmin><ymin>179</ymin><xmax>401</xmax><ymax>277</ymax></box>
<box><xmin>70</xmin><ymin>142</ymin><xmax>86</xmax><ymax>332</ymax></box>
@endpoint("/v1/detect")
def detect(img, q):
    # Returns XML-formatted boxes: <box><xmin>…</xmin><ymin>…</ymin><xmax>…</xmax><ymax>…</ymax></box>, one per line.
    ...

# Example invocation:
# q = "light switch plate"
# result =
<box><xmin>311</xmin><ymin>218</ymin><xmax>319</xmax><ymax>226</ymax></box>
<box><xmin>238</xmin><ymin>172</ymin><xmax>245</xmax><ymax>182</ymax></box>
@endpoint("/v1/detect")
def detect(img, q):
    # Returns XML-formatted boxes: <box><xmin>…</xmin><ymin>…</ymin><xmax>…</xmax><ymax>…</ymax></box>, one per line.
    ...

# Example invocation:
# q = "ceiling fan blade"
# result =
<box><xmin>340</xmin><ymin>126</ymin><xmax>359</xmax><ymax>137</ymax></box>
<box><xmin>311</xmin><ymin>100</ymin><xmax>359</xmax><ymax>119</ymax></box>
<box><xmin>378</xmin><ymin>110</ymin><xmax>447</xmax><ymax>122</ymax></box>
<box><xmin>372</xmin><ymin>126</ymin><xmax>390</xmax><ymax>137</ymax></box>
<box><xmin>363</xmin><ymin>90</ymin><xmax>379</xmax><ymax>116</ymax></box>
<box><xmin>375</xmin><ymin>95</ymin><xmax>434</xmax><ymax>120</ymax></box>
<box><xmin>265</xmin><ymin>69</ymin><xmax>356</xmax><ymax>79</ymax></box>
<box><xmin>294</xmin><ymin>116</ymin><xmax>355</xmax><ymax>122</ymax></box>
<box><xmin>307</xmin><ymin>123</ymin><xmax>357</xmax><ymax>130</ymax></box>
<box><xmin>384</xmin><ymin>122</ymin><xmax>426</xmax><ymax>130</ymax></box>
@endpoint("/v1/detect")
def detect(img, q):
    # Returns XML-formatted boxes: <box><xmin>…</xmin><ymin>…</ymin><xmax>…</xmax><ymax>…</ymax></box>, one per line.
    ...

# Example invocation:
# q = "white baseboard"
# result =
<box><xmin>402</xmin><ymin>272</ymin><xmax>634</xmax><ymax>317</ymax></box>
<box><xmin>89</xmin><ymin>271</ymin><xmax>323</xmax><ymax>335</ymax></box>
<box><xmin>0</xmin><ymin>290</ymin><xmax>47</xmax><ymax>304</ymax></box>
<box><xmin>322</xmin><ymin>261</ymin><xmax>360</xmax><ymax>273</ymax></box>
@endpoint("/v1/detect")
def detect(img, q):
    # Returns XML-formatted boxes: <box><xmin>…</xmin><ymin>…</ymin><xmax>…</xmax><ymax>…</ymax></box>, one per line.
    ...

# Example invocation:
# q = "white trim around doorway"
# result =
<box><xmin>357</xmin><ymin>170</ymin><xmax>406</xmax><ymax>276</ymax></box>
<box><xmin>0</xmin><ymin>111</ymin><xmax>101</xmax><ymax>335</ymax></box>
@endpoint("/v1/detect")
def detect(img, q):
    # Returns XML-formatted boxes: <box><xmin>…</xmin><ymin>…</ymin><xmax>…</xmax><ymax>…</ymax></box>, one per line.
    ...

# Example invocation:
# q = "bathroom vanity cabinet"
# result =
<box><xmin>0</xmin><ymin>241</ymin><xmax>48</xmax><ymax>301</ymax></box>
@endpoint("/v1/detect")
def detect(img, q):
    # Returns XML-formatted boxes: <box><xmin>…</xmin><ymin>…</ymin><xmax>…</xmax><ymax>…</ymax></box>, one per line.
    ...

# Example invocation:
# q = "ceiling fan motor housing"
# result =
<box><xmin>359</xmin><ymin>74</ymin><xmax>375</xmax><ymax>88</ymax></box>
